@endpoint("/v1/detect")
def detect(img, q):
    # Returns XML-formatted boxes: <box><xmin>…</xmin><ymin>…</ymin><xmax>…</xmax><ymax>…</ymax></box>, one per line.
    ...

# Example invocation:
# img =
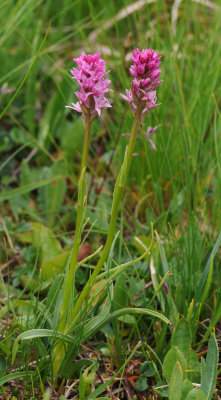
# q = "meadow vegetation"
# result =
<box><xmin>0</xmin><ymin>0</ymin><xmax>221</xmax><ymax>399</ymax></box>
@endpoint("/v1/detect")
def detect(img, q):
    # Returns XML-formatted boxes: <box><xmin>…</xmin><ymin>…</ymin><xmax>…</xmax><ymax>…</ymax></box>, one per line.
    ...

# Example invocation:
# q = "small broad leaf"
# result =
<box><xmin>31</xmin><ymin>222</ymin><xmax>62</xmax><ymax>262</ymax></box>
<box><xmin>187</xmin><ymin>350</ymin><xmax>201</xmax><ymax>383</ymax></box>
<box><xmin>163</xmin><ymin>346</ymin><xmax>187</xmax><ymax>383</ymax></box>
<box><xmin>185</xmin><ymin>388</ymin><xmax>207</xmax><ymax>400</ymax></box>
<box><xmin>153</xmin><ymin>385</ymin><xmax>169</xmax><ymax>397</ymax></box>
<box><xmin>172</xmin><ymin>318</ymin><xmax>191</xmax><ymax>356</ymax></box>
<box><xmin>40</xmin><ymin>251</ymin><xmax>70</xmax><ymax>280</ymax></box>
<box><xmin>135</xmin><ymin>376</ymin><xmax>148</xmax><ymax>391</ymax></box>
<box><xmin>140</xmin><ymin>361</ymin><xmax>155</xmax><ymax>377</ymax></box>
<box><xmin>112</xmin><ymin>272</ymin><xmax>128</xmax><ymax>311</ymax></box>
<box><xmin>200</xmin><ymin>333</ymin><xmax>218</xmax><ymax>400</ymax></box>
<box><xmin>168</xmin><ymin>361</ymin><xmax>183</xmax><ymax>400</ymax></box>
<box><xmin>181</xmin><ymin>379</ymin><xmax>194</xmax><ymax>400</ymax></box>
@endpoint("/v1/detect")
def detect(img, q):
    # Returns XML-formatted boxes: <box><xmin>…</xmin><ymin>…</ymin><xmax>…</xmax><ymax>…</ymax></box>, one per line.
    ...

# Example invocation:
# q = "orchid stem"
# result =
<box><xmin>60</xmin><ymin>116</ymin><xmax>91</xmax><ymax>329</ymax></box>
<box><xmin>53</xmin><ymin>115</ymin><xmax>91</xmax><ymax>377</ymax></box>
<box><xmin>69</xmin><ymin>109</ymin><xmax>142</xmax><ymax>326</ymax></box>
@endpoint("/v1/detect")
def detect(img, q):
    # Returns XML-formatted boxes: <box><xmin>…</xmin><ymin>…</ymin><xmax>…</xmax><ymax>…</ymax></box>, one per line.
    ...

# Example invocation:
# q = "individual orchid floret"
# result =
<box><xmin>66</xmin><ymin>51</ymin><xmax>112</xmax><ymax>120</ymax></box>
<box><xmin>145</xmin><ymin>125</ymin><xmax>158</xmax><ymax>151</ymax></box>
<box><xmin>121</xmin><ymin>48</ymin><xmax>162</xmax><ymax>118</ymax></box>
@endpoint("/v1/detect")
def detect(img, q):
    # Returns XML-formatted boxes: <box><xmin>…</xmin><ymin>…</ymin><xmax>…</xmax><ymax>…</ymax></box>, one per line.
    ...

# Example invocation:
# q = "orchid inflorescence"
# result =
<box><xmin>66</xmin><ymin>51</ymin><xmax>112</xmax><ymax>119</ymax></box>
<box><xmin>67</xmin><ymin>47</ymin><xmax>162</xmax><ymax>120</ymax></box>
<box><xmin>121</xmin><ymin>48</ymin><xmax>162</xmax><ymax>118</ymax></box>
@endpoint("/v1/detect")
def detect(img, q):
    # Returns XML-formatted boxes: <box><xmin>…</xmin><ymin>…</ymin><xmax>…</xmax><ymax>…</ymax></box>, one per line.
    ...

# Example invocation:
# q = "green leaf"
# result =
<box><xmin>198</xmin><ymin>257</ymin><xmax>213</xmax><ymax>307</ymax></box>
<box><xmin>200</xmin><ymin>333</ymin><xmax>218</xmax><ymax>400</ymax></box>
<box><xmin>149</xmin><ymin>257</ymin><xmax>166</xmax><ymax>313</ymax></box>
<box><xmin>168</xmin><ymin>361</ymin><xmax>183</xmax><ymax>400</ymax></box>
<box><xmin>70</xmin><ymin>359</ymin><xmax>99</xmax><ymax>376</ymax></box>
<box><xmin>171</xmin><ymin>318</ymin><xmax>192</xmax><ymax>356</ymax></box>
<box><xmin>155</xmin><ymin>231</ymin><xmax>169</xmax><ymax>286</ymax></box>
<box><xmin>186</xmin><ymin>350</ymin><xmax>201</xmax><ymax>383</ymax></box>
<box><xmin>200</xmin><ymin>356</ymin><xmax>206</xmax><ymax>378</ymax></box>
<box><xmin>82</xmin><ymin>308</ymin><xmax>171</xmax><ymax>343</ymax></box>
<box><xmin>167</xmin><ymin>292</ymin><xmax>178</xmax><ymax>327</ymax></box>
<box><xmin>181</xmin><ymin>379</ymin><xmax>194</xmax><ymax>400</ymax></box>
<box><xmin>140</xmin><ymin>361</ymin><xmax>155</xmax><ymax>377</ymax></box>
<box><xmin>0</xmin><ymin>176</ymin><xmax>64</xmax><ymax>202</ymax></box>
<box><xmin>79</xmin><ymin>369</ymin><xmax>86</xmax><ymax>400</ymax></box>
<box><xmin>0</xmin><ymin>342</ymin><xmax>10</xmax><ymax>357</ymax></box>
<box><xmin>117</xmin><ymin>314</ymin><xmax>136</xmax><ymax>324</ymax></box>
<box><xmin>112</xmin><ymin>271</ymin><xmax>128</xmax><ymax>311</ymax></box>
<box><xmin>40</xmin><ymin>159</ymin><xmax>67</xmax><ymax>228</ymax></box>
<box><xmin>40</xmin><ymin>251</ymin><xmax>70</xmax><ymax>280</ymax></box>
<box><xmin>135</xmin><ymin>376</ymin><xmax>148</xmax><ymax>391</ymax></box>
<box><xmin>153</xmin><ymin>385</ymin><xmax>169</xmax><ymax>397</ymax></box>
<box><xmin>192</xmin><ymin>258</ymin><xmax>214</xmax><ymax>327</ymax></box>
<box><xmin>162</xmin><ymin>346</ymin><xmax>187</xmax><ymax>383</ymax></box>
<box><xmin>12</xmin><ymin>329</ymin><xmax>74</xmax><ymax>364</ymax></box>
<box><xmin>185</xmin><ymin>388</ymin><xmax>207</xmax><ymax>400</ymax></box>
<box><xmin>0</xmin><ymin>355</ymin><xmax>6</xmax><ymax>378</ymax></box>
<box><xmin>31</xmin><ymin>222</ymin><xmax>62</xmax><ymax>262</ymax></box>
<box><xmin>195</xmin><ymin>231</ymin><xmax>221</xmax><ymax>305</ymax></box>
<box><xmin>0</xmin><ymin>371</ymin><xmax>35</xmax><ymax>385</ymax></box>
<box><xmin>60</xmin><ymin>118</ymin><xmax>84</xmax><ymax>158</ymax></box>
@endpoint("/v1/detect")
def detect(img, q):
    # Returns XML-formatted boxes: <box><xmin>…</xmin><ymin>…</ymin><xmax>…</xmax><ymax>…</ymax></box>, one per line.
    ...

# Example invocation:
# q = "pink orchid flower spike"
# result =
<box><xmin>121</xmin><ymin>48</ymin><xmax>162</xmax><ymax>119</ymax></box>
<box><xmin>66</xmin><ymin>51</ymin><xmax>112</xmax><ymax>120</ymax></box>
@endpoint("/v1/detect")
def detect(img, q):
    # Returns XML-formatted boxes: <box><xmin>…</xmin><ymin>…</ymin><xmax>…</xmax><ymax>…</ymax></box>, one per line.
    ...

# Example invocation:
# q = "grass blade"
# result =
<box><xmin>0</xmin><ymin>371</ymin><xmax>35</xmax><ymax>386</ymax></box>
<box><xmin>0</xmin><ymin>176</ymin><xmax>64</xmax><ymax>202</ymax></box>
<box><xmin>194</xmin><ymin>232</ymin><xmax>221</xmax><ymax>305</ymax></box>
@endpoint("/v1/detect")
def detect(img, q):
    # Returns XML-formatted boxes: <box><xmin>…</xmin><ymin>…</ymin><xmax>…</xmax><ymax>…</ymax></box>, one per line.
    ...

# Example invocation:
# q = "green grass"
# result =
<box><xmin>0</xmin><ymin>0</ymin><xmax>221</xmax><ymax>398</ymax></box>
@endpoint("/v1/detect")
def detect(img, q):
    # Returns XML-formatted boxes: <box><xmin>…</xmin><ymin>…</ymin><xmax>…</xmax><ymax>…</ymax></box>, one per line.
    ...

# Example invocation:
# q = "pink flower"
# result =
<box><xmin>66</xmin><ymin>51</ymin><xmax>112</xmax><ymax>119</ymax></box>
<box><xmin>121</xmin><ymin>48</ymin><xmax>162</xmax><ymax>118</ymax></box>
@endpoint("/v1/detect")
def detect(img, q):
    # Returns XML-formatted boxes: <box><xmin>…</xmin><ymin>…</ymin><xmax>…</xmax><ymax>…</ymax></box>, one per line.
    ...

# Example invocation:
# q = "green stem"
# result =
<box><xmin>59</xmin><ymin>116</ymin><xmax>91</xmax><ymax>330</ymax></box>
<box><xmin>69</xmin><ymin>109</ymin><xmax>142</xmax><ymax>326</ymax></box>
<box><xmin>53</xmin><ymin>116</ymin><xmax>91</xmax><ymax>378</ymax></box>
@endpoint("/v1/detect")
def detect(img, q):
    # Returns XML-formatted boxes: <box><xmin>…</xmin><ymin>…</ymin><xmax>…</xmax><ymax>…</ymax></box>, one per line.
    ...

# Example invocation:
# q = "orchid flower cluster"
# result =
<box><xmin>67</xmin><ymin>48</ymin><xmax>161</xmax><ymax>120</ymax></box>
<box><xmin>66</xmin><ymin>51</ymin><xmax>112</xmax><ymax>119</ymax></box>
<box><xmin>121</xmin><ymin>48</ymin><xmax>162</xmax><ymax>118</ymax></box>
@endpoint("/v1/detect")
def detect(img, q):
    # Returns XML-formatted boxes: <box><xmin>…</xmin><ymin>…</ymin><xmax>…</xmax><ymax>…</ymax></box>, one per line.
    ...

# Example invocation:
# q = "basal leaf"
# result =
<box><xmin>168</xmin><ymin>361</ymin><xmax>183</xmax><ymax>400</ymax></box>
<box><xmin>162</xmin><ymin>346</ymin><xmax>187</xmax><ymax>383</ymax></box>
<box><xmin>31</xmin><ymin>222</ymin><xmax>62</xmax><ymax>262</ymax></box>
<box><xmin>200</xmin><ymin>333</ymin><xmax>218</xmax><ymax>400</ymax></box>
<box><xmin>185</xmin><ymin>388</ymin><xmax>207</xmax><ymax>400</ymax></box>
<box><xmin>171</xmin><ymin>318</ymin><xmax>192</xmax><ymax>356</ymax></box>
<box><xmin>181</xmin><ymin>379</ymin><xmax>194</xmax><ymax>400</ymax></box>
